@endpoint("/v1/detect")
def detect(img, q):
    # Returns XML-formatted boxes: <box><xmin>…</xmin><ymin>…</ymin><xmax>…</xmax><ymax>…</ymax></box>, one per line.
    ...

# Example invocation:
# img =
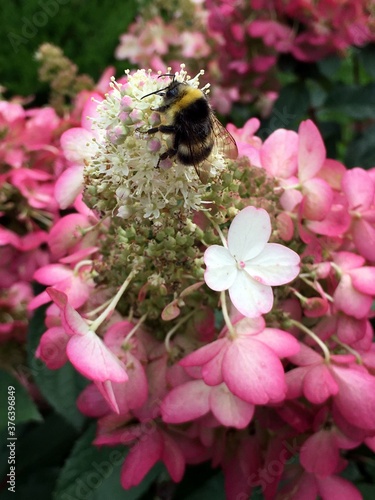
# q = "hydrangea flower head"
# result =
<box><xmin>84</xmin><ymin>66</ymin><xmax>230</xmax><ymax>220</ymax></box>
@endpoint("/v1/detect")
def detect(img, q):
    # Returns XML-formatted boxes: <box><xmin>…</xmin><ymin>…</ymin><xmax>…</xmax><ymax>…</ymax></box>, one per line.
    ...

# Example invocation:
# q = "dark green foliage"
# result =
<box><xmin>0</xmin><ymin>0</ymin><xmax>138</xmax><ymax>97</ymax></box>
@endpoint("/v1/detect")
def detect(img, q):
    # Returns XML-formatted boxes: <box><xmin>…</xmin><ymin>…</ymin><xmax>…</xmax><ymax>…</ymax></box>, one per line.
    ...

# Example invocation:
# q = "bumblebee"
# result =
<box><xmin>141</xmin><ymin>76</ymin><xmax>238</xmax><ymax>183</ymax></box>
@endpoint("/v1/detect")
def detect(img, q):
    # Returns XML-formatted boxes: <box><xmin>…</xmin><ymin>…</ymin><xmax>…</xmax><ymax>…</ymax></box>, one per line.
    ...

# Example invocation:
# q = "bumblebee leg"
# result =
<box><xmin>146</xmin><ymin>125</ymin><xmax>176</xmax><ymax>135</ymax></box>
<box><xmin>145</xmin><ymin>126</ymin><xmax>160</xmax><ymax>134</ymax></box>
<box><xmin>156</xmin><ymin>147</ymin><xmax>177</xmax><ymax>167</ymax></box>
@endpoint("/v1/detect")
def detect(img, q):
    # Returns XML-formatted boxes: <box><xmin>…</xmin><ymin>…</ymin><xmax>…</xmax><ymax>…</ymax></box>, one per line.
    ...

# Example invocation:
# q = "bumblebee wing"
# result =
<box><xmin>211</xmin><ymin>114</ymin><xmax>238</xmax><ymax>160</ymax></box>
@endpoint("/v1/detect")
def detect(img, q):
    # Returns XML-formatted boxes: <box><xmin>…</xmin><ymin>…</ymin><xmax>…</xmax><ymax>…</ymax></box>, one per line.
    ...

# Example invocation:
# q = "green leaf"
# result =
<box><xmin>345</xmin><ymin>124</ymin><xmax>375</xmax><ymax>169</ymax></box>
<box><xmin>0</xmin><ymin>0</ymin><xmax>139</xmax><ymax>97</ymax></box>
<box><xmin>324</xmin><ymin>84</ymin><xmax>375</xmax><ymax>120</ymax></box>
<box><xmin>54</xmin><ymin>424</ymin><xmax>162</xmax><ymax>500</ymax></box>
<box><xmin>358</xmin><ymin>44</ymin><xmax>375</xmax><ymax>79</ymax></box>
<box><xmin>0</xmin><ymin>369</ymin><xmax>42</xmax><ymax>432</ymax></box>
<box><xmin>259</xmin><ymin>82</ymin><xmax>309</xmax><ymax>139</ymax></box>
<box><xmin>13</xmin><ymin>413</ymin><xmax>78</xmax><ymax>474</ymax></box>
<box><xmin>183</xmin><ymin>472</ymin><xmax>225</xmax><ymax>500</ymax></box>
<box><xmin>27</xmin><ymin>306</ymin><xmax>87</xmax><ymax>430</ymax></box>
<box><xmin>0</xmin><ymin>466</ymin><xmax>60</xmax><ymax>500</ymax></box>
<box><xmin>356</xmin><ymin>483</ymin><xmax>375</xmax><ymax>497</ymax></box>
<box><xmin>317</xmin><ymin>55</ymin><xmax>342</xmax><ymax>80</ymax></box>
<box><xmin>0</xmin><ymin>413</ymin><xmax>78</xmax><ymax>499</ymax></box>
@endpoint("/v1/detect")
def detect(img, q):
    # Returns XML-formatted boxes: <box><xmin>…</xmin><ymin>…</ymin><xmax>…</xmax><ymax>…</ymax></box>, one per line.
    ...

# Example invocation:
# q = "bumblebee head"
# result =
<box><xmin>141</xmin><ymin>76</ymin><xmax>187</xmax><ymax>105</ymax></box>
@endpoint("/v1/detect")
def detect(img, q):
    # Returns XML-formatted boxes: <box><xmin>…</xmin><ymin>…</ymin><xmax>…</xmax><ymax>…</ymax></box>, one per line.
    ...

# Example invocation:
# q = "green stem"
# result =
<box><xmin>90</xmin><ymin>269</ymin><xmax>138</xmax><ymax>332</ymax></box>
<box><xmin>289</xmin><ymin>319</ymin><xmax>331</xmax><ymax>362</ymax></box>
<box><xmin>165</xmin><ymin>311</ymin><xmax>195</xmax><ymax>353</ymax></box>
<box><xmin>221</xmin><ymin>290</ymin><xmax>236</xmax><ymax>339</ymax></box>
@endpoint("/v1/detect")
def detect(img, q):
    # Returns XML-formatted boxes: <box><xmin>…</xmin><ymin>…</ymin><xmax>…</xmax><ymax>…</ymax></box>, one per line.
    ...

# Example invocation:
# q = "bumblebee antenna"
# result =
<box><xmin>158</xmin><ymin>73</ymin><xmax>175</xmax><ymax>79</ymax></box>
<box><xmin>141</xmin><ymin>85</ymin><xmax>170</xmax><ymax>99</ymax></box>
<box><xmin>141</xmin><ymin>74</ymin><xmax>176</xmax><ymax>99</ymax></box>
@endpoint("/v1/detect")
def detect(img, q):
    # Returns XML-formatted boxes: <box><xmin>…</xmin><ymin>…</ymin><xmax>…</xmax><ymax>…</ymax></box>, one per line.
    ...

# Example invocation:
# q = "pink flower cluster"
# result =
<box><xmin>32</xmin><ymin>108</ymin><xmax>375</xmax><ymax>499</ymax></box>
<box><xmin>0</xmin><ymin>68</ymin><xmax>114</xmax><ymax>345</ymax></box>
<box><xmin>115</xmin><ymin>0</ymin><xmax>375</xmax><ymax>112</ymax></box>
<box><xmin>0</xmin><ymin>101</ymin><xmax>63</xmax><ymax>343</ymax></box>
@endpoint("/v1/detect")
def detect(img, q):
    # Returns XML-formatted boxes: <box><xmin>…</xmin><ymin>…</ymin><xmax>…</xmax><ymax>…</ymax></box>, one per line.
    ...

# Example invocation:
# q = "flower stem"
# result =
<box><xmin>74</xmin><ymin>260</ymin><xmax>93</xmax><ymax>274</ymax></box>
<box><xmin>165</xmin><ymin>311</ymin><xmax>195</xmax><ymax>353</ymax></box>
<box><xmin>124</xmin><ymin>313</ymin><xmax>148</xmax><ymax>343</ymax></box>
<box><xmin>85</xmin><ymin>297</ymin><xmax>113</xmax><ymax>318</ymax></box>
<box><xmin>206</xmin><ymin>214</ymin><xmax>228</xmax><ymax>248</ymax></box>
<box><xmin>289</xmin><ymin>319</ymin><xmax>331</xmax><ymax>362</ymax></box>
<box><xmin>221</xmin><ymin>290</ymin><xmax>236</xmax><ymax>339</ymax></box>
<box><xmin>90</xmin><ymin>269</ymin><xmax>138</xmax><ymax>332</ymax></box>
<box><xmin>300</xmin><ymin>276</ymin><xmax>334</xmax><ymax>302</ymax></box>
<box><xmin>332</xmin><ymin>336</ymin><xmax>363</xmax><ymax>364</ymax></box>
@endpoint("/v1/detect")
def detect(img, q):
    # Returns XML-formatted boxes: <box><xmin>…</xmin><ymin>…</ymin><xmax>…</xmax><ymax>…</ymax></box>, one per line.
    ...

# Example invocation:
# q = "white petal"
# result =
<box><xmin>228</xmin><ymin>271</ymin><xmax>274</xmax><ymax>317</ymax></box>
<box><xmin>227</xmin><ymin>207</ymin><xmax>271</xmax><ymax>262</ymax></box>
<box><xmin>204</xmin><ymin>245</ymin><xmax>237</xmax><ymax>291</ymax></box>
<box><xmin>244</xmin><ymin>243</ymin><xmax>300</xmax><ymax>286</ymax></box>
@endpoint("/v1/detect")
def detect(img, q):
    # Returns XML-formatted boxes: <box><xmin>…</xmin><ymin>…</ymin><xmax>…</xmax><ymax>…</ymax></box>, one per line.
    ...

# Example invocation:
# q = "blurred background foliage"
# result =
<box><xmin>0</xmin><ymin>0</ymin><xmax>139</xmax><ymax>99</ymax></box>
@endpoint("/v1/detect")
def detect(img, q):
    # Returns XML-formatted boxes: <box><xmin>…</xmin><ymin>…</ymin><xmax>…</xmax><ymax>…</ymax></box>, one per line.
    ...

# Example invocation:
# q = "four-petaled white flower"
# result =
<box><xmin>204</xmin><ymin>206</ymin><xmax>300</xmax><ymax>317</ymax></box>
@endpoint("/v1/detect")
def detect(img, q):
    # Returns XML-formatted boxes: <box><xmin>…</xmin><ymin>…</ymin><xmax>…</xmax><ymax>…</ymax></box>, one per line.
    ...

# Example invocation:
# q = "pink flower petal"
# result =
<box><xmin>280</xmin><ymin>183</ymin><xmax>303</xmax><ymax>212</ymax></box>
<box><xmin>36</xmin><ymin>326</ymin><xmax>69</xmax><ymax>369</ymax></box>
<box><xmin>303</xmin><ymin>364</ymin><xmax>339</xmax><ymax>404</ymax></box>
<box><xmin>342</xmin><ymin>168</ymin><xmax>374</xmax><ymax>211</ymax></box>
<box><xmin>334</xmin><ymin>274</ymin><xmax>372</xmax><ymax>319</ymax></box>
<box><xmin>33</xmin><ymin>264</ymin><xmax>72</xmax><ymax>285</ymax></box>
<box><xmin>223</xmin><ymin>337</ymin><xmax>287</xmax><ymax>404</ymax></box>
<box><xmin>300</xmin><ymin>430</ymin><xmax>339</xmax><ymax>476</ymax></box>
<box><xmin>201</xmin><ymin>346</ymin><xmax>226</xmax><ymax>386</ymax></box>
<box><xmin>332</xmin><ymin>366</ymin><xmax>375</xmax><ymax>430</ymax></box>
<box><xmin>161</xmin><ymin>431</ymin><xmax>185</xmax><ymax>482</ymax></box>
<box><xmin>302</xmin><ymin>178</ymin><xmax>333</xmax><ymax>221</ymax></box>
<box><xmin>285</xmin><ymin>367</ymin><xmax>305</xmax><ymax>399</ymax></box>
<box><xmin>288</xmin><ymin>343</ymin><xmax>322</xmax><ymax>366</ymax></box>
<box><xmin>76</xmin><ymin>384</ymin><xmax>109</xmax><ymax>418</ymax></box>
<box><xmin>94</xmin><ymin>380</ymin><xmax>120</xmax><ymax>414</ymax></box>
<box><xmin>258</xmin><ymin>328</ymin><xmax>300</xmax><ymax>357</ymax></box>
<box><xmin>352</xmin><ymin>218</ymin><xmax>375</xmax><ymax>262</ymax></box>
<box><xmin>81</xmin><ymin>92</ymin><xmax>104</xmax><ymax>133</ymax></box>
<box><xmin>317</xmin><ymin>474</ymin><xmax>362</xmax><ymax>500</ymax></box>
<box><xmin>47</xmin><ymin>288</ymin><xmax>89</xmax><ymax>336</ymax></box>
<box><xmin>67</xmin><ymin>331</ymin><xmax>128</xmax><ymax>383</ymax></box>
<box><xmin>319</xmin><ymin>159</ymin><xmax>346</xmax><ymax>190</ymax></box>
<box><xmin>180</xmin><ymin>339</ymin><xmax>226</xmax><ymax>367</ymax></box>
<box><xmin>260</xmin><ymin>129</ymin><xmax>299</xmax><ymax>178</ymax></box>
<box><xmin>227</xmin><ymin>206</ymin><xmax>271</xmax><ymax>261</ymax></box>
<box><xmin>334</xmin><ymin>251</ymin><xmax>364</xmax><ymax>271</ymax></box>
<box><xmin>0</xmin><ymin>227</ymin><xmax>21</xmax><ymax>248</ymax></box>
<box><xmin>298</xmin><ymin>120</ymin><xmax>326</xmax><ymax>182</ymax></box>
<box><xmin>54</xmin><ymin>166</ymin><xmax>84</xmax><ymax>209</ymax></box>
<box><xmin>121</xmin><ymin>431</ymin><xmax>162</xmax><ymax>489</ymax></box>
<box><xmin>48</xmin><ymin>213</ymin><xmax>91</xmax><ymax>260</ymax></box>
<box><xmin>60</xmin><ymin>127</ymin><xmax>96</xmax><ymax>164</ymax></box>
<box><xmin>210</xmin><ymin>384</ymin><xmax>255</xmax><ymax>429</ymax></box>
<box><xmin>349</xmin><ymin>267</ymin><xmax>375</xmax><ymax>295</ymax></box>
<box><xmin>161</xmin><ymin>380</ymin><xmax>210</xmax><ymax>423</ymax></box>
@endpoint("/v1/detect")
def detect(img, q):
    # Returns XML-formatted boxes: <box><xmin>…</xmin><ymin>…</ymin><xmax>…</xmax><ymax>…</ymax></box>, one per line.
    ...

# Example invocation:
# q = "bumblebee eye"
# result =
<box><xmin>166</xmin><ymin>85</ymin><xmax>179</xmax><ymax>99</ymax></box>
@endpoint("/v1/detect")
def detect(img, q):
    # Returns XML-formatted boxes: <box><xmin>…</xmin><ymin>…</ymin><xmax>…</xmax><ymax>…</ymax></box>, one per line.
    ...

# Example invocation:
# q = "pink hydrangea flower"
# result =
<box><xmin>180</xmin><ymin>316</ymin><xmax>300</xmax><ymax>405</ymax></box>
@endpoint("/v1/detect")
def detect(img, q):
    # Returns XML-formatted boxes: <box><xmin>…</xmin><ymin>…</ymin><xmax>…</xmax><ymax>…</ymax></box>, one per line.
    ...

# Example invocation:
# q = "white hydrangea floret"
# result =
<box><xmin>204</xmin><ymin>207</ymin><xmax>301</xmax><ymax>318</ymax></box>
<box><xmin>84</xmin><ymin>65</ymin><xmax>228</xmax><ymax>220</ymax></box>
